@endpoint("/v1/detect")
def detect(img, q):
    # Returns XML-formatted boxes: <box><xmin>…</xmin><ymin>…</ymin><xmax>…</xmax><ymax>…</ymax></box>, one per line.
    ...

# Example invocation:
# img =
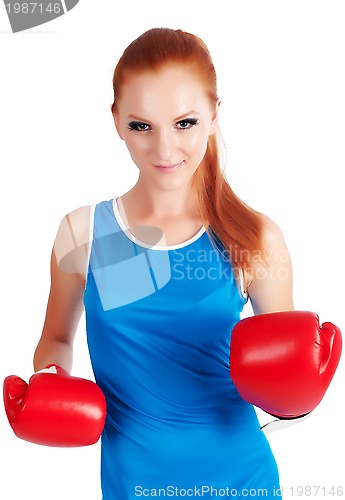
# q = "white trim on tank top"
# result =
<box><xmin>112</xmin><ymin>196</ymin><xmax>206</xmax><ymax>251</ymax></box>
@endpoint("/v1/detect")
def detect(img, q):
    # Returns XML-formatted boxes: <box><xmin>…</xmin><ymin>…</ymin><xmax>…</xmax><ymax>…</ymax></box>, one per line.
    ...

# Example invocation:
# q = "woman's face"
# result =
<box><xmin>113</xmin><ymin>65</ymin><xmax>220</xmax><ymax>193</ymax></box>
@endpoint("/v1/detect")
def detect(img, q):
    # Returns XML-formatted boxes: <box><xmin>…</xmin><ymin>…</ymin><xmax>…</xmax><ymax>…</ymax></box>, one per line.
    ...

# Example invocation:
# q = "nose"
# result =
<box><xmin>155</xmin><ymin>129</ymin><xmax>176</xmax><ymax>162</ymax></box>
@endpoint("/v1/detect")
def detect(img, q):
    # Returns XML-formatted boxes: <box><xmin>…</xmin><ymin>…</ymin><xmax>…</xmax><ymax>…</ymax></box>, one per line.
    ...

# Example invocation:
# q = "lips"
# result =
<box><xmin>154</xmin><ymin>161</ymin><xmax>184</xmax><ymax>172</ymax></box>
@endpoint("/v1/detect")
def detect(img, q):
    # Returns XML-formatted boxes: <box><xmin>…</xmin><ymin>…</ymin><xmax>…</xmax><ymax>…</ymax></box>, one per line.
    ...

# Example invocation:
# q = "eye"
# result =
<box><xmin>176</xmin><ymin>118</ymin><xmax>199</xmax><ymax>130</ymax></box>
<box><xmin>127</xmin><ymin>121</ymin><xmax>151</xmax><ymax>132</ymax></box>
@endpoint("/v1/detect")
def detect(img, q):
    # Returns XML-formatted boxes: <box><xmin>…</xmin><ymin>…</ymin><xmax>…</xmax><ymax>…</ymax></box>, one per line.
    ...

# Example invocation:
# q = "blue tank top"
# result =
<box><xmin>84</xmin><ymin>198</ymin><xmax>280</xmax><ymax>499</ymax></box>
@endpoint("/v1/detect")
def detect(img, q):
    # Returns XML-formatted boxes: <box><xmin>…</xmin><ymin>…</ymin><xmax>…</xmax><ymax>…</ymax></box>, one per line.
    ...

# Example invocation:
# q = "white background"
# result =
<box><xmin>0</xmin><ymin>1</ymin><xmax>344</xmax><ymax>498</ymax></box>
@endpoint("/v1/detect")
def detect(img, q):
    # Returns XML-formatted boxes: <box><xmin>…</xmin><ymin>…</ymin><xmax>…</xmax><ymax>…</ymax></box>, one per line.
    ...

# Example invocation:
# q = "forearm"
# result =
<box><xmin>33</xmin><ymin>337</ymin><xmax>73</xmax><ymax>373</ymax></box>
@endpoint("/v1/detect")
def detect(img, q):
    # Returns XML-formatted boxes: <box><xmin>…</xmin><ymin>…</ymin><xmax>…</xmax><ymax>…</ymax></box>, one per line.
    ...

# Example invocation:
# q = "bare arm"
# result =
<box><xmin>245</xmin><ymin>214</ymin><xmax>294</xmax><ymax>315</ymax></box>
<box><xmin>33</xmin><ymin>206</ymin><xmax>91</xmax><ymax>373</ymax></box>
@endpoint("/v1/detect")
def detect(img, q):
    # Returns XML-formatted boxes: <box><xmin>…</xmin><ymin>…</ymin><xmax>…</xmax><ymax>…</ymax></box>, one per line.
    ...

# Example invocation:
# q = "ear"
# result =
<box><xmin>209</xmin><ymin>98</ymin><xmax>221</xmax><ymax>135</ymax></box>
<box><xmin>112</xmin><ymin>111</ymin><xmax>124</xmax><ymax>140</ymax></box>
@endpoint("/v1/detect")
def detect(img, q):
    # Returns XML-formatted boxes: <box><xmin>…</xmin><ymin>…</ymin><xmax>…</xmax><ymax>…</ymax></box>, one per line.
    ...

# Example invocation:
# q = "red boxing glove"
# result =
<box><xmin>3</xmin><ymin>364</ymin><xmax>106</xmax><ymax>447</ymax></box>
<box><xmin>230</xmin><ymin>311</ymin><xmax>342</xmax><ymax>418</ymax></box>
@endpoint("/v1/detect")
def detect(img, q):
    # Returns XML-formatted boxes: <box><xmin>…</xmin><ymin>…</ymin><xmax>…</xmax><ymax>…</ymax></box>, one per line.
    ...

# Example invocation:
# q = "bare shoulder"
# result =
<box><xmin>64</xmin><ymin>205</ymin><xmax>92</xmax><ymax>243</ymax></box>
<box><xmin>258</xmin><ymin>212</ymin><xmax>289</xmax><ymax>251</ymax></box>
<box><xmin>53</xmin><ymin>205</ymin><xmax>92</xmax><ymax>282</ymax></box>
<box><xmin>243</xmin><ymin>211</ymin><xmax>291</xmax><ymax>274</ymax></box>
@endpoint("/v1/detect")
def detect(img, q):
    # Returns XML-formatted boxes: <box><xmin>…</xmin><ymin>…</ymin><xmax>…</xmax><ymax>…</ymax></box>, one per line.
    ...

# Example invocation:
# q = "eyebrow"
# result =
<box><xmin>127</xmin><ymin>110</ymin><xmax>200</xmax><ymax>123</ymax></box>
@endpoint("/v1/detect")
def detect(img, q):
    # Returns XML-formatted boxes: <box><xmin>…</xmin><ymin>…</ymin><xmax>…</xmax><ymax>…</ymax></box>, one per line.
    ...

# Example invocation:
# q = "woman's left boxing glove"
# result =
<box><xmin>230</xmin><ymin>311</ymin><xmax>342</xmax><ymax>419</ymax></box>
<box><xmin>3</xmin><ymin>364</ymin><xmax>106</xmax><ymax>446</ymax></box>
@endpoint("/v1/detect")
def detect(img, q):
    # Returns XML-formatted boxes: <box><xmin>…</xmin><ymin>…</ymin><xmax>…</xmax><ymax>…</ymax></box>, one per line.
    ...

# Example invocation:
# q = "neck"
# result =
<box><xmin>121</xmin><ymin>185</ymin><xmax>199</xmax><ymax>221</ymax></box>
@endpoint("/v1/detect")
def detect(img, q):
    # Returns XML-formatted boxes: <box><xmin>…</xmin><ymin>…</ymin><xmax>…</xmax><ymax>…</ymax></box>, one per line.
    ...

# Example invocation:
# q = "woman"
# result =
<box><xmin>34</xmin><ymin>28</ymin><xmax>294</xmax><ymax>498</ymax></box>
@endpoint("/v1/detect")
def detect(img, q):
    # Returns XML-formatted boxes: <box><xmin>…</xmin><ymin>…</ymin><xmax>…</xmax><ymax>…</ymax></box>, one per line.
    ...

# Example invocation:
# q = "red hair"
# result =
<box><xmin>111</xmin><ymin>28</ymin><xmax>267</xmax><ymax>282</ymax></box>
